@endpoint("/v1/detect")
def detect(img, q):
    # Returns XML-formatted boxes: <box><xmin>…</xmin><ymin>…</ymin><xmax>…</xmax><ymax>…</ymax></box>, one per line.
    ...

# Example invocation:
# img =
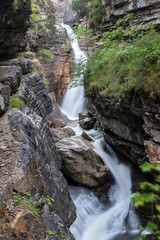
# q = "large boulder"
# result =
<box><xmin>56</xmin><ymin>138</ymin><xmax>112</xmax><ymax>187</ymax></box>
<box><xmin>79</xmin><ymin>112</ymin><xmax>96</xmax><ymax>130</ymax></box>
<box><xmin>51</xmin><ymin>127</ymin><xmax>75</xmax><ymax>143</ymax></box>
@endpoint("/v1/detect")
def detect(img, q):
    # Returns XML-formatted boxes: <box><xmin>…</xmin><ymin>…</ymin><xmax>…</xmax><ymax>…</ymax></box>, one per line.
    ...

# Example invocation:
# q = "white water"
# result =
<box><xmin>61</xmin><ymin>24</ymin><xmax>87</xmax><ymax>120</ymax></box>
<box><xmin>60</xmin><ymin>24</ymin><xmax>140</xmax><ymax>239</ymax></box>
<box><xmin>69</xmin><ymin>128</ymin><xmax>140</xmax><ymax>240</ymax></box>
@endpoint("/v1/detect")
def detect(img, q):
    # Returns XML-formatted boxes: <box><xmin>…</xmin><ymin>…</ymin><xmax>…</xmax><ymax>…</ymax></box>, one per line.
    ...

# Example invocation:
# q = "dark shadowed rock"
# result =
<box><xmin>0</xmin><ymin>0</ymin><xmax>31</xmax><ymax>57</ymax></box>
<box><xmin>82</xmin><ymin>131</ymin><xmax>94</xmax><ymax>142</ymax></box>
<box><xmin>56</xmin><ymin>138</ymin><xmax>112</xmax><ymax>187</ymax></box>
<box><xmin>79</xmin><ymin>113</ymin><xmax>96</xmax><ymax>130</ymax></box>
<box><xmin>0</xmin><ymin>66</ymin><xmax>22</xmax><ymax>93</ymax></box>
<box><xmin>88</xmin><ymin>89</ymin><xmax>160</xmax><ymax>165</ymax></box>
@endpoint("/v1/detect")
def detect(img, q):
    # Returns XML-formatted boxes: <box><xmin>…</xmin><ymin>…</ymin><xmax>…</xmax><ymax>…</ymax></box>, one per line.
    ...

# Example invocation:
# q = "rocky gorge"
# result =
<box><xmin>0</xmin><ymin>0</ymin><xmax>160</xmax><ymax>239</ymax></box>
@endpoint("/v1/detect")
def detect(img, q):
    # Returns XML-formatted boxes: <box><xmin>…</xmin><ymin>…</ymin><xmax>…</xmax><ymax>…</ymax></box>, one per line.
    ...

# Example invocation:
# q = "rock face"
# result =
<box><xmin>0</xmin><ymin>0</ymin><xmax>31</xmax><ymax>57</ymax></box>
<box><xmin>88</xmin><ymin>90</ymin><xmax>160</xmax><ymax>165</ymax></box>
<box><xmin>0</xmin><ymin>59</ymin><xmax>76</xmax><ymax>239</ymax></box>
<box><xmin>102</xmin><ymin>0</ymin><xmax>160</xmax><ymax>30</ymax></box>
<box><xmin>56</xmin><ymin>138</ymin><xmax>111</xmax><ymax>187</ymax></box>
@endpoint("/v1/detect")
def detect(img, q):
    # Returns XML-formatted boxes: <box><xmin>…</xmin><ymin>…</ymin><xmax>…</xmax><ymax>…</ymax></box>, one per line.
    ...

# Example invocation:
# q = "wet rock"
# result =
<box><xmin>79</xmin><ymin>113</ymin><xmax>96</xmax><ymax>130</ymax></box>
<box><xmin>0</xmin><ymin>66</ymin><xmax>22</xmax><ymax>93</ymax></box>
<box><xmin>51</xmin><ymin>127</ymin><xmax>75</xmax><ymax>142</ymax></box>
<box><xmin>56</xmin><ymin>138</ymin><xmax>112</xmax><ymax>187</ymax></box>
<box><xmin>0</xmin><ymin>83</ymin><xmax>11</xmax><ymax>114</ymax></box>
<box><xmin>48</xmin><ymin>114</ymin><xmax>67</xmax><ymax>128</ymax></box>
<box><xmin>82</xmin><ymin>131</ymin><xmax>94</xmax><ymax>142</ymax></box>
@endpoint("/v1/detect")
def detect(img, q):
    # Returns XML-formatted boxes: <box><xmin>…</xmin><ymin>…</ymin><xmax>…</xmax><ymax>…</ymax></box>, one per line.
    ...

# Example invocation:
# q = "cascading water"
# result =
<box><xmin>60</xmin><ymin>24</ymin><xmax>140</xmax><ymax>239</ymax></box>
<box><xmin>69</xmin><ymin>130</ymin><xmax>140</xmax><ymax>240</ymax></box>
<box><xmin>61</xmin><ymin>24</ymin><xmax>87</xmax><ymax>120</ymax></box>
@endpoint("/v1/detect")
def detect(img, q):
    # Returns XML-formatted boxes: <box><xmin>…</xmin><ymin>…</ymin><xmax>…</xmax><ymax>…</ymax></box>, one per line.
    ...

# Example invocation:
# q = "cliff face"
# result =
<box><xmin>0</xmin><ymin>0</ymin><xmax>31</xmax><ymax>58</ymax></box>
<box><xmin>0</xmin><ymin>1</ymin><xmax>76</xmax><ymax>238</ymax></box>
<box><xmin>102</xmin><ymin>0</ymin><xmax>160</xmax><ymax>30</ymax></box>
<box><xmin>0</xmin><ymin>57</ymin><xmax>75</xmax><ymax>239</ymax></box>
<box><xmin>88</xmin><ymin>89</ymin><xmax>160</xmax><ymax>165</ymax></box>
<box><xmin>84</xmin><ymin>0</ymin><xmax>160</xmax><ymax>166</ymax></box>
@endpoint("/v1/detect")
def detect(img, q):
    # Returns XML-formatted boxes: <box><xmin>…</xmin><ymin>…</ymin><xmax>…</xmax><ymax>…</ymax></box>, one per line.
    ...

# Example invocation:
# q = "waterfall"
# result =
<box><xmin>60</xmin><ymin>24</ymin><xmax>140</xmax><ymax>239</ymax></box>
<box><xmin>69</xmin><ymin>130</ymin><xmax>140</xmax><ymax>240</ymax></box>
<box><xmin>61</xmin><ymin>24</ymin><xmax>87</xmax><ymax>120</ymax></box>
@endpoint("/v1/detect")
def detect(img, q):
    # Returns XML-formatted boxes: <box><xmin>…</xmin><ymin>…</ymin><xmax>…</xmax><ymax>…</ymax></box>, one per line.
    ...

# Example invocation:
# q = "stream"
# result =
<box><xmin>60</xmin><ymin>24</ymin><xmax>140</xmax><ymax>240</ymax></box>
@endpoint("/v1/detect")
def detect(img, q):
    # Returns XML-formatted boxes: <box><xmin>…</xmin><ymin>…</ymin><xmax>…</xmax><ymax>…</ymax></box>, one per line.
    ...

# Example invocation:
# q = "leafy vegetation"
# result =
<box><xmin>12</xmin><ymin>190</ymin><xmax>42</xmax><ymax>223</ymax></box>
<box><xmin>88</xmin><ymin>0</ymin><xmax>102</xmax><ymax>27</ymax></box>
<box><xmin>30</xmin><ymin>0</ymin><xmax>55</xmax><ymax>35</ymax></box>
<box><xmin>131</xmin><ymin>162</ymin><xmax>160</xmax><ymax>239</ymax></box>
<box><xmin>84</xmin><ymin>14</ymin><xmax>160</xmax><ymax>100</ymax></box>
<box><xmin>9</xmin><ymin>96</ymin><xmax>24</xmax><ymax>109</ymax></box>
<box><xmin>46</xmin><ymin>222</ymin><xmax>71</xmax><ymax>240</ymax></box>
<box><xmin>37</xmin><ymin>48</ymin><xmax>53</xmax><ymax>62</ymax></box>
<box><xmin>71</xmin><ymin>0</ymin><xmax>102</xmax><ymax>26</ymax></box>
<box><xmin>12</xmin><ymin>190</ymin><xmax>55</xmax><ymax>225</ymax></box>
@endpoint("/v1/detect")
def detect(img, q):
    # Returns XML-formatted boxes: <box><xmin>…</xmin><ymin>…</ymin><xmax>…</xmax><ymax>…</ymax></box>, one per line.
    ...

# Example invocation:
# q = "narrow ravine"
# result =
<box><xmin>60</xmin><ymin>24</ymin><xmax>140</xmax><ymax>240</ymax></box>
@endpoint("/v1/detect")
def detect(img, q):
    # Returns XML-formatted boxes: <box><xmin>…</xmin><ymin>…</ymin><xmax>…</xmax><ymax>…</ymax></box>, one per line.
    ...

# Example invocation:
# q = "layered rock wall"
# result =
<box><xmin>88</xmin><ymin>89</ymin><xmax>160</xmax><ymax>165</ymax></box>
<box><xmin>0</xmin><ymin>59</ymin><xmax>75</xmax><ymax>238</ymax></box>
<box><xmin>102</xmin><ymin>0</ymin><xmax>160</xmax><ymax>30</ymax></box>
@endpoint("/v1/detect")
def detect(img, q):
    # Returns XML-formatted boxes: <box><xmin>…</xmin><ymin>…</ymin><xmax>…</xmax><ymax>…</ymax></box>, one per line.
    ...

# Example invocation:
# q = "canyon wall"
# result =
<box><xmin>0</xmin><ymin>1</ymin><xmax>76</xmax><ymax>239</ymax></box>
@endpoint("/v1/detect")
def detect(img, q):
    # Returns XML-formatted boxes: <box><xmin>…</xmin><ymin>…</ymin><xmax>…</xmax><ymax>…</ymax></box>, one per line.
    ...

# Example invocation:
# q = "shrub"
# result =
<box><xmin>85</xmin><ymin>14</ymin><xmax>160</xmax><ymax>100</ymax></box>
<box><xmin>31</xmin><ymin>3</ymin><xmax>41</xmax><ymax>14</ymax></box>
<box><xmin>37</xmin><ymin>48</ymin><xmax>53</xmax><ymax>62</ymax></box>
<box><xmin>131</xmin><ymin>162</ymin><xmax>160</xmax><ymax>239</ymax></box>
<box><xmin>9</xmin><ymin>96</ymin><xmax>24</xmax><ymax>109</ymax></box>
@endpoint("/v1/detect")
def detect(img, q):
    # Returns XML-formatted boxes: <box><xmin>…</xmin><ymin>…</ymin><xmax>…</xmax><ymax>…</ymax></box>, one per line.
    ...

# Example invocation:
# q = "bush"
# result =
<box><xmin>37</xmin><ymin>49</ymin><xmax>53</xmax><ymax>62</ymax></box>
<box><xmin>131</xmin><ymin>162</ymin><xmax>160</xmax><ymax>239</ymax></box>
<box><xmin>9</xmin><ymin>96</ymin><xmax>24</xmax><ymax>109</ymax></box>
<box><xmin>31</xmin><ymin>3</ymin><xmax>41</xmax><ymax>14</ymax></box>
<box><xmin>85</xmin><ymin>14</ymin><xmax>160</xmax><ymax>100</ymax></box>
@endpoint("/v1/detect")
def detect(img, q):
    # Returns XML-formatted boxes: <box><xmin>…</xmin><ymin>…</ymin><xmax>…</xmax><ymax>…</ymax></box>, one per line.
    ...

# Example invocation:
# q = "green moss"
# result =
<box><xmin>9</xmin><ymin>96</ymin><xmax>24</xmax><ymax>109</ymax></box>
<box><xmin>31</xmin><ymin>3</ymin><xmax>41</xmax><ymax>14</ymax></box>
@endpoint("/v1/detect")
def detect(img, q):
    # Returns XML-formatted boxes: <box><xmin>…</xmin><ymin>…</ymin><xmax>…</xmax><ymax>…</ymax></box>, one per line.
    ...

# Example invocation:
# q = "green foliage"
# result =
<box><xmin>73</xmin><ymin>26</ymin><xmax>97</xmax><ymax>53</ymax></box>
<box><xmin>31</xmin><ymin>3</ymin><xmax>41</xmax><ymax>14</ymax></box>
<box><xmin>85</xmin><ymin>14</ymin><xmax>160</xmax><ymax>100</ymax></box>
<box><xmin>88</xmin><ymin>0</ymin><xmax>102</xmax><ymax>27</ymax></box>
<box><xmin>12</xmin><ymin>190</ymin><xmax>42</xmax><ymax>224</ymax></box>
<box><xmin>9</xmin><ymin>96</ymin><xmax>24</xmax><ymax>109</ymax></box>
<box><xmin>131</xmin><ymin>162</ymin><xmax>160</xmax><ymax>239</ymax></box>
<box><xmin>37</xmin><ymin>48</ymin><xmax>53</xmax><ymax>62</ymax></box>
<box><xmin>72</xmin><ymin>0</ymin><xmax>90</xmax><ymax>17</ymax></box>
<box><xmin>30</xmin><ymin>0</ymin><xmax>55</xmax><ymax>35</ymax></box>
<box><xmin>46</xmin><ymin>222</ymin><xmax>71</xmax><ymax>240</ymax></box>
<box><xmin>12</xmin><ymin>190</ymin><xmax>56</xmax><ymax>225</ymax></box>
